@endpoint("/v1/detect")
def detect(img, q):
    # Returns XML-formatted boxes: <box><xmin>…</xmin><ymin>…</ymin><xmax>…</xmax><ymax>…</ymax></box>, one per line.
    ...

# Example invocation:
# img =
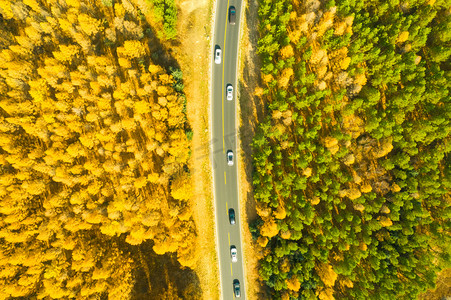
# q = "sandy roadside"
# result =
<box><xmin>176</xmin><ymin>0</ymin><xmax>220</xmax><ymax>299</ymax></box>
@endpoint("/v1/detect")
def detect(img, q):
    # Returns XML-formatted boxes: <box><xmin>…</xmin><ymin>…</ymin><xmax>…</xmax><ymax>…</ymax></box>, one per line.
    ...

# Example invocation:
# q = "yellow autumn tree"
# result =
<box><xmin>118</xmin><ymin>40</ymin><xmax>146</xmax><ymax>58</ymax></box>
<box><xmin>315</xmin><ymin>263</ymin><xmax>338</xmax><ymax>287</ymax></box>
<box><xmin>170</xmin><ymin>171</ymin><xmax>192</xmax><ymax>201</ymax></box>
<box><xmin>78</xmin><ymin>13</ymin><xmax>102</xmax><ymax>36</ymax></box>
<box><xmin>260</xmin><ymin>217</ymin><xmax>279</xmax><ymax>238</ymax></box>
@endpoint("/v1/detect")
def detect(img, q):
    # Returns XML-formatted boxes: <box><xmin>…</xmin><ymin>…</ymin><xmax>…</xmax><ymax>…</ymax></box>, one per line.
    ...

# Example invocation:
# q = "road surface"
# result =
<box><xmin>211</xmin><ymin>0</ymin><xmax>245</xmax><ymax>299</ymax></box>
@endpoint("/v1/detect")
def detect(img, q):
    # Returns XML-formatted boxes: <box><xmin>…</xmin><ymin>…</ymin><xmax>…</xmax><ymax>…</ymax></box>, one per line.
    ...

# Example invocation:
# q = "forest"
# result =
<box><xmin>252</xmin><ymin>0</ymin><xmax>450</xmax><ymax>299</ymax></box>
<box><xmin>0</xmin><ymin>0</ymin><xmax>198</xmax><ymax>298</ymax></box>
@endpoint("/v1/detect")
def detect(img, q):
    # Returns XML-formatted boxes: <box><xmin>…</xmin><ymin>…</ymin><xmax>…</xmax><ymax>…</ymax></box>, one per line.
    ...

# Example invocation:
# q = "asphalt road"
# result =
<box><xmin>211</xmin><ymin>0</ymin><xmax>245</xmax><ymax>299</ymax></box>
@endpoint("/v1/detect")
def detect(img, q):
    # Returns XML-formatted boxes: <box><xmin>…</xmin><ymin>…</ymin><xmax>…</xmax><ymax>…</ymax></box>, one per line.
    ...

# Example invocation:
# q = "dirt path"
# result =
<box><xmin>175</xmin><ymin>0</ymin><xmax>220</xmax><ymax>299</ymax></box>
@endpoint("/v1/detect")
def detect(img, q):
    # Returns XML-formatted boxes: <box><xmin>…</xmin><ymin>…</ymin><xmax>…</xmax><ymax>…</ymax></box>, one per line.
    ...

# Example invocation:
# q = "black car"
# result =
<box><xmin>228</xmin><ymin>208</ymin><xmax>236</xmax><ymax>225</ymax></box>
<box><xmin>229</xmin><ymin>6</ymin><xmax>236</xmax><ymax>25</ymax></box>
<box><xmin>233</xmin><ymin>279</ymin><xmax>241</xmax><ymax>297</ymax></box>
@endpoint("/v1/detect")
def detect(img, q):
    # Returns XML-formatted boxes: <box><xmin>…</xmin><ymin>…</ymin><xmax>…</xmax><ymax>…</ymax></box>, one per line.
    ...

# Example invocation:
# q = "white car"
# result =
<box><xmin>230</xmin><ymin>246</ymin><xmax>237</xmax><ymax>263</ymax></box>
<box><xmin>226</xmin><ymin>84</ymin><xmax>233</xmax><ymax>101</ymax></box>
<box><xmin>227</xmin><ymin>150</ymin><xmax>233</xmax><ymax>166</ymax></box>
<box><xmin>215</xmin><ymin>48</ymin><xmax>222</xmax><ymax>64</ymax></box>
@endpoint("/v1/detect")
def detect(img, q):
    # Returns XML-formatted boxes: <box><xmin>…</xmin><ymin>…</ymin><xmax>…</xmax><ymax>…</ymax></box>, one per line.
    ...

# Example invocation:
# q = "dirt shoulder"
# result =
<box><xmin>175</xmin><ymin>0</ymin><xmax>220</xmax><ymax>299</ymax></box>
<box><xmin>237</xmin><ymin>0</ymin><xmax>269</xmax><ymax>299</ymax></box>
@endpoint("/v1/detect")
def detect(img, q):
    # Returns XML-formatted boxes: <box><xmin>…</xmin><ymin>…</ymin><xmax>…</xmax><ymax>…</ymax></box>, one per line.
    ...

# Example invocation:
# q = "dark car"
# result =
<box><xmin>229</xmin><ymin>6</ymin><xmax>236</xmax><ymax>25</ymax></box>
<box><xmin>233</xmin><ymin>279</ymin><xmax>241</xmax><ymax>297</ymax></box>
<box><xmin>229</xmin><ymin>208</ymin><xmax>236</xmax><ymax>225</ymax></box>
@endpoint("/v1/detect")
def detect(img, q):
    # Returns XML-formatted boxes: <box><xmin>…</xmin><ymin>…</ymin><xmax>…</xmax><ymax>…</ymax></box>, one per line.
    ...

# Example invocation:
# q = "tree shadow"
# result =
<box><xmin>145</xmin><ymin>25</ymin><xmax>182</xmax><ymax>72</ymax></box>
<box><xmin>131</xmin><ymin>241</ymin><xmax>202</xmax><ymax>300</ymax></box>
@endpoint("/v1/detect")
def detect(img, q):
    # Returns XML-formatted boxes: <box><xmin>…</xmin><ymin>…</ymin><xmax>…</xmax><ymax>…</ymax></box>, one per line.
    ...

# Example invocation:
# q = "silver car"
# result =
<box><xmin>228</xmin><ymin>208</ymin><xmax>236</xmax><ymax>225</ymax></box>
<box><xmin>230</xmin><ymin>246</ymin><xmax>237</xmax><ymax>263</ymax></box>
<box><xmin>227</xmin><ymin>150</ymin><xmax>233</xmax><ymax>166</ymax></box>
<box><xmin>226</xmin><ymin>84</ymin><xmax>233</xmax><ymax>101</ymax></box>
<box><xmin>215</xmin><ymin>48</ymin><xmax>221</xmax><ymax>64</ymax></box>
